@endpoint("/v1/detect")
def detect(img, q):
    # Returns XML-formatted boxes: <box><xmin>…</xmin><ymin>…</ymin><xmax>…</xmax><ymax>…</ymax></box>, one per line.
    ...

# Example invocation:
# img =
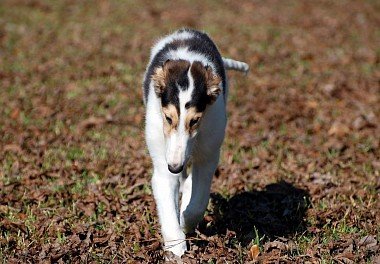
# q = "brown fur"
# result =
<box><xmin>152</xmin><ymin>60</ymin><xmax>191</xmax><ymax>96</ymax></box>
<box><xmin>205</xmin><ymin>67</ymin><xmax>222</xmax><ymax>103</ymax></box>
<box><xmin>185</xmin><ymin>107</ymin><xmax>203</xmax><ymax>135</ymax></box>
<box><xmin>152</xmin><ymin>67</ymin><xmax>166</xmax><ymax>96</ymax></box>
<box><xmin>162</xmin><ymin>104</ymin><xmax>179</xmax><ymax>136</ymax></box>
<box><xmin>161</xmin><ymin>105</ymin><xmax>203</xmax><ymax>136</ymax></box>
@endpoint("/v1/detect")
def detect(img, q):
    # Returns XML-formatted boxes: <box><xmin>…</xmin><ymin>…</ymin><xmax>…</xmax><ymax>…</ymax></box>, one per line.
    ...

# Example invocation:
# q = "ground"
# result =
<box><xmin>0</xmin><ymin>0</ymin><xmax>379</xmax><ymax>263</ymax></box>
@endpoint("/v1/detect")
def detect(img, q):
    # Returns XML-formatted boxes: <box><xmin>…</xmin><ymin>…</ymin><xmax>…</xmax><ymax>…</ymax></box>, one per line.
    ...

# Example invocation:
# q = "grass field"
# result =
<box><xmin>0</xmin><ymin>0</ymin><xmax>379</xmax><ymax>263</ymax></box>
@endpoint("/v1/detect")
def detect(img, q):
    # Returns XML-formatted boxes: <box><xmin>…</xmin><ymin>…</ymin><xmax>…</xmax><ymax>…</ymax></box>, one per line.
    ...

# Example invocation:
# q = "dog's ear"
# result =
<box><xmin>152</xmin><ymin>60</ymin><xmax>190</xmax><ymax>97</ymax></box>
<box><xmin>204</xmin><ymin>65</ymin><xmax>222</xmax><ymax>104</ymax></box>
<box><xmin>190</xmin><ymin>62</ymin><xmax>222</xmax><ymax>104</ymax></box>
<box><xmin>152</xmin><ymin>60</ymin><xmax>170</xmax><ymax>97</ymax></box>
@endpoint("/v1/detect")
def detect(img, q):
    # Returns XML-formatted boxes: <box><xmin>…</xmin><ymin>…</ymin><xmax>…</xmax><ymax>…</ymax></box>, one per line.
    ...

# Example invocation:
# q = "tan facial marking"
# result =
<box><xmin>185</xmin><ymin>107</ymin><xmax>203</xmax><ymax>134</ymax></box>
<box><xmin>162</xmin><ymin>104</ymin><xmax>179</xmax><ymax>136</ymax></box>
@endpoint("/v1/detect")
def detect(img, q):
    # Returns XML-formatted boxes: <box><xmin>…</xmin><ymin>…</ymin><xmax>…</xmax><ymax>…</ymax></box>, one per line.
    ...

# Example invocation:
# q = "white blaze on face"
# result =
<box><xmin>165</xmin><ymin>69</ymin><xmax>195</xmax><ymax>170</ymax></box>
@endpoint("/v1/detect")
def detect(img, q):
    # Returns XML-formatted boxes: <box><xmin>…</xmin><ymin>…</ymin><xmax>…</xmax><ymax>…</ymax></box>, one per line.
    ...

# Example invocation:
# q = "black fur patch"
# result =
<box><xmin>160</xmin><ymin>82</ymin><xmax>179</xmax><ymax>109</ymax></box>
<box><xmin>165</xmin><ymin>60</ymin><xmax>190</xmax><ymax>90</ymax></box>
<box><xmin>143</xmin><ymin>28</ymin><xmax>226</xmax><ymax>103</ymax></box>
<box><xmin>189</xmin><ymin>61</ymin><xmax>213</xmax><ymax>112</ymax></box>
<box><xmin>159</xmin><ymin>60</ymin><xmax>190</xmax><ymax>114</ymax></box>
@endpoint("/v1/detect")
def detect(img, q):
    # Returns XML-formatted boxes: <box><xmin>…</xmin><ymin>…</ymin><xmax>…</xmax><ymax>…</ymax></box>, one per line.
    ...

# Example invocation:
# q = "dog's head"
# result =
<box><xmin>152</xmin><ymin>59</ymin><xmax>222</xmax><ymax>174</ymax></box>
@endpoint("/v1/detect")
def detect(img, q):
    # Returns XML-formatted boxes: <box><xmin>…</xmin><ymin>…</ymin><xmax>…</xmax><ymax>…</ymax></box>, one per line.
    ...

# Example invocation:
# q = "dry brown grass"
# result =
<box><xmin>0</xmin><ymin>0</ymin><xmax>379</xmax><ymax>262</ymax></box>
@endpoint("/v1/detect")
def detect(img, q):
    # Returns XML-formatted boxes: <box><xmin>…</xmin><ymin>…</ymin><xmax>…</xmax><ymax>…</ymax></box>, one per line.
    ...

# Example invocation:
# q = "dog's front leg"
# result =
<box><xmin>180</xmin><ymin>153</ymin><xmax>219</xmax><ymax>234</ymax></box>
<box><xmin>152</xmin><ymin>166</ymin><xmax>187</xmax><ymax>257</ymax></box>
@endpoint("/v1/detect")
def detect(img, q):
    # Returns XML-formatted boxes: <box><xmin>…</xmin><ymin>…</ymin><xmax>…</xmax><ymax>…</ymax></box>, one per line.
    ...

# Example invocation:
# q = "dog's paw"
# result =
<box><xmin>164</xmin><ymin>233</ymin><xmax>187</xmax><ymax>258</ymax></box>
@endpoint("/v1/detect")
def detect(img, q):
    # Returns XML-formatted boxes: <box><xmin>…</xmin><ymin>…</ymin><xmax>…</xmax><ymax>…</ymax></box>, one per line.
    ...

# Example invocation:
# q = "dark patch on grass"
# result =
<box><xmin>201</xmin><ymin>181</ymin><xmax>310</xmax><ymax>246</ymax></box>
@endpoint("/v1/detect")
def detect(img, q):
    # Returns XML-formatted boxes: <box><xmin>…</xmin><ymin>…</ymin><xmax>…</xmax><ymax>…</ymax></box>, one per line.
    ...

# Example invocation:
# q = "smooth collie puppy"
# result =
<box><xmin>143</xmin><ymin>28</ymin><xmax>248</xmax><ymax>257</ymax></box>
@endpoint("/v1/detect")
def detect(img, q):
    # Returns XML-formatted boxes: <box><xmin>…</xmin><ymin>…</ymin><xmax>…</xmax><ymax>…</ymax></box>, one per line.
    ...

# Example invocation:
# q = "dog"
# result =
<box><xmin>143</xmin><ymin>28</ymin><xmax>249</xmax><ymax>257</ymax></box>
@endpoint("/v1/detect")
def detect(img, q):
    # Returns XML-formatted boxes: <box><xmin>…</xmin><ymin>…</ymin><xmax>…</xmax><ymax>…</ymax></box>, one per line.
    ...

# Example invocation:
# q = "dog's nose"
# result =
<box><xmin>168</xmin><ymin>164</ymin><xmax>184</xmax><ymax>174</ymax></box>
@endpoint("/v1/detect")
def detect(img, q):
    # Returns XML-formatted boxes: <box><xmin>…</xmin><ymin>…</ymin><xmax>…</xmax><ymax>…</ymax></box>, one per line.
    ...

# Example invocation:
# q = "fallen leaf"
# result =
<box><xmin>358</xmin><ymin>235</ymin><xmax>377</xmax><ymax>249</ymax></box>
<box><xmin>1</xmin><ymin>219</ymin><xmax>27</xmax><ymax>234</ymax></box>
<box><xmin>3</xmin><ymin>144</ymin><xmax>23</xmax><ymax>153</ymax></box>
<box><xmin>328</xmin><ymin>122</ymin><xmax>350</xmax><ymax>137</ymax></box>
<box><xmin>10</xmin><ymin>108</ymin><xmax>20</xmax><ymax>120</ymax></box>
<box><xmin>306</xmin><ymin>100</ymin><xmax>318</xmax><ymax>109</ymax></box>
<box><xmin>372</xmin><ymin>161</ymin><xmax>380</xmax><ymax>170</ymax></box>
<box><xmin>249</xmin><ymin>244</ymin><xmax>260</xmax><ymax>260</ymax></box>
<box><xmin>93</xmin><ymin>232</ymin><xmax>112</xmax><ymax>246</ymax></box>
<box><xmin>352</xmin><ymin>116</ymin><xmax>366</xmax><ymax>130</ymax></box>
<box><xmin>264</xmin><ymin>241</ymin><xmax>288</xmax><ymax>252</ymax></box>
<box><xmin>77</xmin><ymin>116</ymin><xmax>107</xmax><ymax>133</ymax></box>
<box><xmin>35</xmin><ymin>105</ymin><xmax>53</xmax><ymax>117</ymax></box>
<box><xmin>322</xmin><ymin>83</ymin><xmax>336</xmax><ymax>96</ymax></box>
<box><xmin>334</xmin><ymin>253</ymin><xmax>355</xmax><ymax>264</ymax></box>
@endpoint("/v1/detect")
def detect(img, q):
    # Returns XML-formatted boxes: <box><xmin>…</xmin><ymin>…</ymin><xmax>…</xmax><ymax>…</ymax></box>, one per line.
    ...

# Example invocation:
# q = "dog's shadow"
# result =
<box><xmin>197</xmin><ymin>181</ymin><xmax>310</xmax><ymax>246</ymax></box>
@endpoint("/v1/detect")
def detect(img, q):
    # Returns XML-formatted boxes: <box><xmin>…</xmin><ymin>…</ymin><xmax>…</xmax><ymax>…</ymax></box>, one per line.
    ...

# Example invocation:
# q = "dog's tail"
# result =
<box><xmin>222</xmin><ymin>57</ymin><xmax>249</xmax><ymax>74</ymax></box>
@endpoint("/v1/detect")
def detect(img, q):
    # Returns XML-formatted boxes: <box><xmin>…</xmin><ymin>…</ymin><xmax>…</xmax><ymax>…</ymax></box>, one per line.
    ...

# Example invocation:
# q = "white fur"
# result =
<box><xmin>150</xmin><ymin>31</ymin><xmax>193</xmax><ymax>63</ymax></box>
<box><xmin>222</xmin><ymin>57</ymin><xmax>249</xmax><ymax>73</ymax></box>
<box><xmin>146</xmin><ymin>90</ymin><xmax>226</xmax><ymax>257</ymax></box>
<box><xmin>168</xmin><ymin>47</ymin><xmax>216</xmax><ymax>72</ymax></box>
<box><xmin>144</xmin><ymin>30</ymin><xmax>244</xmax><ymax>258</ymax></box>
<box><xmin>165</xmin><ymin>71</ymin><xmax>195</xmax><ymax>168</ymax></box>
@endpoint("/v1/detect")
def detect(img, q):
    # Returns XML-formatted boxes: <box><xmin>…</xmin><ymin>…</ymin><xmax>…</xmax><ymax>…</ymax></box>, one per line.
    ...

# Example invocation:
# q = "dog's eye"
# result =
<box><xmin>165</xmin><ymin>116</ymin><xmax>172</xmax><ymax>125</ymax></box>
<box><xmin>189</xmin><ymin>117</ymin><xmax>200</xmax><ymax>127</ymax></box>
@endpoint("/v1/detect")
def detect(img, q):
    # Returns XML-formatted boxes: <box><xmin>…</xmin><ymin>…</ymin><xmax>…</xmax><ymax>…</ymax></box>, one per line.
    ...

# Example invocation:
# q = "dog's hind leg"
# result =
<box><xmin>180</xmin><ymin>153</ymin><xmax>220</xmax><ymax>234</ymax></box>
<box><xmin>151</xmin><ymin>163</ymin><xmax>187</xmax><ymax>256</ymax></box>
